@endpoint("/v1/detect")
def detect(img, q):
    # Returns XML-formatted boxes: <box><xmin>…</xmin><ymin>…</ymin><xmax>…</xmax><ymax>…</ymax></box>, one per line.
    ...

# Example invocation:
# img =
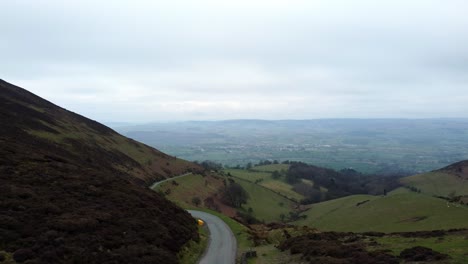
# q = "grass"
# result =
<box><xmin>294</xmin><ymin>190</ymin><xmax>468</xmax><ymax>232</ymax></box>
<box><xmin>226</xmin><ymin>169</ymin><xmax>270</xmax><ymax>182</ymax></box>
<box><xmin>236</xmin><ymin>180</ymin><xmax>292</xmax><ymax>222</ymax></box>
<box><xmin>371</xmin><ymin>234</ymin><xmax>468</xmax><ymax>264</ymax></box>
<box><xmin>252</xmin><ymin>164</ymin><xmax>290</xmax><ymax>172</ymax></box>
<box><xmin>152</xmin><ymin>176</ymin><xmax>253</xmax><ymax>250</ymax></box>
<box><xmin>157</xmin><ymin>172</ymin><xmax>295</xmax><ymax>223</ymax></box>
<box><xmin>249</xmin><ymin>244</ymin><xmax>289</xmax><ymax>264</ymax></box>
<box><xmin>226</xmin><ymin>168</ymin><xmax>304</xmax><ymax>201</ymax></box>
<box><xmin>178</xmin><ymin>226</ymin><xmax>209</xmax><ymax>264</ymax></box>
<box><xmin>155</xmin><ymin>174</ymin><xmax>224</xmax><ymax>208</ymax></box>
<box><xmin>401</xmin><ymin>171</ymin><xmax>468</xmax><ymax>197</ymax></box>
<box><xmin>234</xmin><ymin>178</ymin><xmax>295</xmax><ymax>222</ymax></box>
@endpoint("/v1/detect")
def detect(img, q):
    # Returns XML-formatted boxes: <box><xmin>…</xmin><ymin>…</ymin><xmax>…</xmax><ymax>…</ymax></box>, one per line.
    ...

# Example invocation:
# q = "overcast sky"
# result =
<box><xmin>2</xmin><ymin>0</ymin><xmax>468</xmax><ymax>122</ymax></box>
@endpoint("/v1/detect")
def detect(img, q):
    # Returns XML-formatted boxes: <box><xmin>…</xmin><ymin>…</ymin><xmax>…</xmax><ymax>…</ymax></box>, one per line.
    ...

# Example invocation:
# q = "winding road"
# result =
<box><xmin>150</xmin><ymin>174</ymin><xmax>237</xmax><ymax>263</ymax></box>
<box><xmin>188</xmin><ymin>210</ymin><xmax>237</xmax><ymax>264</ymax></box>
<box><xmin>149</xmin><ymin>173</ymin><xmax>192</xmax><ymax>189</ymax></box>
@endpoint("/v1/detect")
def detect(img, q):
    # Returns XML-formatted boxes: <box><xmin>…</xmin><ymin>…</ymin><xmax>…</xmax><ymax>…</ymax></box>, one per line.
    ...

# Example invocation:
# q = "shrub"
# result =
<box><xmin>400</xmin><ymin>246</ymin><xmax>449</xmax><ymax>261</ymax></box>
<box><xmin>13</xmin><ymin>248</ymin><xmax>35</xmax><ymax>263</ymax></box>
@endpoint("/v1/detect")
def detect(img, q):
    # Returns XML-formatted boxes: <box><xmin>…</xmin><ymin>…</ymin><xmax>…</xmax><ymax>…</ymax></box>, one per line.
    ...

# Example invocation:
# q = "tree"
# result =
<box><xmin>220</xmin><ymin>183</ymin><xmax>249</xmax><ymax>208</ymax></box>
<box><xmin>271</xmin><ymin>170</ymin><xmax>281</xmax><ymax>179</ymax></box>
<box><xmin>279</xmin><ymin>213</ymin><xmax>286</xmax><ymax>222</ymax></box>
<box><xmin>200</xmin><ymin>160</ymin><xmax>223</xmax><ymax>171</ymax></box>
<box><xmin>285</xmin><ymin>172</ymin><xmax>299</xmax><ymax>184</ymax></box>
<box><xmin>191</xmin><ymin>197</ymin><xmax>201</xmax><ymax>207</ymax></box>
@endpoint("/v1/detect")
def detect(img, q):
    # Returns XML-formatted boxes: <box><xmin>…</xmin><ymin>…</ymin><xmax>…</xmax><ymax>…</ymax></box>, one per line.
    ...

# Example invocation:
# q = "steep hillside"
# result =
<box><xmin>0</xmin><ymin>80</ymin><xmax>201</xmax><ymax>263</ymax></box>
<box><xmin>0</xmin><ymin>79</ymin><xmax>201</xmax><ymax>185</ymax></box>
<box><xmin>401</xmin><ymin>160</ymin><xmax>468</xmax><ymax>197</ymax></box>
<box><xmin>294</xmin><ymin>189</ymin><xmax>468</xmax><ymax>232</ymax></box>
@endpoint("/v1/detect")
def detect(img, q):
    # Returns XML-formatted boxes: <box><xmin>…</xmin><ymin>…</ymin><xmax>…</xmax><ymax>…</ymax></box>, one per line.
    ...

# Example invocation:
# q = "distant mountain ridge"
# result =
<box><xmin>0</xmin><ymin>79</ymin><xmax>201</xmax><ymax>263</ymax></box>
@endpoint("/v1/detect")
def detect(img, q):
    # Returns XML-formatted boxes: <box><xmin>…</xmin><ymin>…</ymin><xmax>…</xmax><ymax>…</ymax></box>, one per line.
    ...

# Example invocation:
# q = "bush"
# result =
<box><xmin>191</xmin><ymin>197</ymin><xmax>201</xmax><ymax>206</ymax></box>
<box><xmin>400</xmin><ymin>246</ymin><xmax>449</xmax><ymax>261</ymax></box>
<box><xmin>13</xmin><ymin>248</ymin><xmax>35</xmax><ymax>263</ymax></box>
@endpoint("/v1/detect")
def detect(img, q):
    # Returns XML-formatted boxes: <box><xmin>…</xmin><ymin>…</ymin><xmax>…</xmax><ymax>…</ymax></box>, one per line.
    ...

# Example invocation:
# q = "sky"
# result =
<box><xmin>2</xmin><ymin>0</ymin><xmax>468</xmax><ymax>122</ymax></box>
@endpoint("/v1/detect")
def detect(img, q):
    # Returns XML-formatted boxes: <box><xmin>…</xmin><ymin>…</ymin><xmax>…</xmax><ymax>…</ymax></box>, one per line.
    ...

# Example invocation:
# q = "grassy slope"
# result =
<box><xmin>226</xmin><ymin>164</ymin><xmax>304</xmax><ymax>201</ymax></box>
<box><xmin>178</xmin><ymin>226</ymin><xmax>209</xmax><ymax>264</ymax></box>
<box><xmin>155</xmin><ymin>174</ymin><xmax>225</xmax><ymax>208</ymax></box>
<box><xmin>235</xmin><ymin>178</ymin><xmax>295</xmax><ymax>222</ymax></box>
<box><xmin>156</xmin><ymin>173</ymin><xmax>294</xmax><ymax>222</ymax></box>
<box><xmin>154</xmin><ymin>174</ymin><xmax>255</xmax><ymax>256</ymax></box>
<box><xmin>401</xmin><ymin>171</ymin><xmax>468</xmax><ymax>197</ymax></box>
<box><xmin>295</xmin><ymin>189</ymin><xmax>468</xmax><ymax>232</ymax></box>
<box><xmin>253</xmin><ymin>164</ymin><xmax>290</xmax><ymax>172</ymax></box>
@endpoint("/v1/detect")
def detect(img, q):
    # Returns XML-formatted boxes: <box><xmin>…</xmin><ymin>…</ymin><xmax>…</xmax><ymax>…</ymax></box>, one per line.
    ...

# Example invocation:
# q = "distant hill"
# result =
<box><xmin>0</xmin><ymin>80</ymin><xmax>202</xmax><ymax>263</ymax></box>
<box><xmin>401</xmin><ymin>160</ymin><xmax>468</xmax><ymax>197</ymax></box>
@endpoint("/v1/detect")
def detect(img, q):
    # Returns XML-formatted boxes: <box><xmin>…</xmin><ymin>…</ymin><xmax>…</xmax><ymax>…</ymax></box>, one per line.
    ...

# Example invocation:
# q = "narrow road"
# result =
<box><xmin>149</xmin><ymin>175</ymin><xmax>237</xmax><ymax>263</ymax></box>
<box><xmin>149</xmin><ymin>172</ymin><xmax>192</xmax><ymax>189</ymax></box>
<box><xmin>188</xmin><ymin>210</ymin><xmax>237</xmax><ymax>264</ymax></box>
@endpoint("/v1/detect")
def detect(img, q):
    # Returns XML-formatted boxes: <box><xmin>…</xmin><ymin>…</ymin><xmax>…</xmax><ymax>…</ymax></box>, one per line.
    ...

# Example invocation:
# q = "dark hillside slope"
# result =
<box><xmin>0</xmin><ymin>79</ymin><xmax>202</xmax><ymax>185</ymax></box>
<box><xmin>0</xmin><ymin>80</ymin><xmax>199</xmax><ymax>263</ymax></box>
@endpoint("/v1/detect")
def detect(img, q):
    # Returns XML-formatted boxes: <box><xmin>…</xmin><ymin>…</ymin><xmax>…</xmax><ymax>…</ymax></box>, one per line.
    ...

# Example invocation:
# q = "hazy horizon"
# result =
<box><xmin>104</xmin><ymin>117</ymin><xmax>468</xmax><ymax>127</ymax></box>
<box><xmin>2</xmin><ymin>1</ymin><xmax>468</xmax><ymax>123</ymax></box>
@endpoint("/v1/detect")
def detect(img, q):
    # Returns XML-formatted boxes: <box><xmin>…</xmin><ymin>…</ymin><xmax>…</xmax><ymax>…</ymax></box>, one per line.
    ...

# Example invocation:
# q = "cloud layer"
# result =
<box><xmin>2</xmin><ymin>0</ymin><xmax>468</xmax><ymax>122</ymax></box>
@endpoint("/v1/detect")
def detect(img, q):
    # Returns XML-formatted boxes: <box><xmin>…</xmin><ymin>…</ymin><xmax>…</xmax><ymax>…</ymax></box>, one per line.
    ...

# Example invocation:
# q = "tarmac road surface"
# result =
<box><xmin>188</xmin><ymin>210</ymin><xmax>237</xmax><ymax>264</ymax></box>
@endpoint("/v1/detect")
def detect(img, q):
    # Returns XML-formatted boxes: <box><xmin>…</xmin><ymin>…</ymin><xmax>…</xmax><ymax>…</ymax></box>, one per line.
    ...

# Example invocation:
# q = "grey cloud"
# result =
<box><xmin>1</xmin><ymin>0</ymin><xmax>468</xmax><ymax>121</ymax></box>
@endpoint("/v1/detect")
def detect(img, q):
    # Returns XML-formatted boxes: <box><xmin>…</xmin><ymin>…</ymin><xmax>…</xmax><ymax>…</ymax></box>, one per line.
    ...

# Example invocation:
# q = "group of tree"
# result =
<box><xmin>285</xmin><ymin>162</ymin><xmax>402</xmax><ymax>204</ymax></box>
<box><xmin>255</xmin><ymin>160</ymin><xmax>280</xmax><ymax>166</ymax></box>
<box><xmin>194</xmin><ymin>160</ymin><xmax>223</xmax><ymax>172</ymax></box>
<box><xmin>219</xmin><ymin>179</ymin><xmax>249</xmax><ymax>208</ymax></box>
<box><xmin>279</xmin><ymin>211</ymin><xmax>307</xmax><ymax>222</ymax></box>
